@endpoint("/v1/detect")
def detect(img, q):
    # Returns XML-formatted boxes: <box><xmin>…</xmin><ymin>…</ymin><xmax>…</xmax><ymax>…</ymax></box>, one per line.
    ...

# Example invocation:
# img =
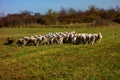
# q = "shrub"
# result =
<box><xmin>90</xmin><ymin>18</ymin><xmax>115</xmax><ymax>27</ymax></box>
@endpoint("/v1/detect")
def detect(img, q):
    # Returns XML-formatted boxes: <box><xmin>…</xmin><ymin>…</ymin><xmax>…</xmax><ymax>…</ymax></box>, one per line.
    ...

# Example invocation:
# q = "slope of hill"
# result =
<box><xmin>0</xmin><ymin>26</ymin><xmax>120</xmax><ymax>80</ymax></box>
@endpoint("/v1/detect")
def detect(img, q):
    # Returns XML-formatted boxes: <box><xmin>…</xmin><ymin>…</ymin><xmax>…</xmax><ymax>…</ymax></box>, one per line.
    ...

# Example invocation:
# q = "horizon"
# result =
<box><xmin>0</xmin><ymin>0</ymin><xmax>120</xmax><ymax>15</ymax></box>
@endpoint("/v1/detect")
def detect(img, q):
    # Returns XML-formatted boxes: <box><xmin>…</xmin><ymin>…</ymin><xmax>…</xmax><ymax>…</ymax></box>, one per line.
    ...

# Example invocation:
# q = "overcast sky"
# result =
<box><xmin>0</xmin><ymin>0</ymin><xmax>120</xmax><ymax>15</ymax></box>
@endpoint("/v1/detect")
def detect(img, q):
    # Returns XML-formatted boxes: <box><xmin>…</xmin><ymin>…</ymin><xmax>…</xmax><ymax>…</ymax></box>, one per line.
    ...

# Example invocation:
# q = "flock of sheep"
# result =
<box><xmin>16</xmin><ymin>31</ymin><xmax>102</xmax><ymax>46</ymax></box>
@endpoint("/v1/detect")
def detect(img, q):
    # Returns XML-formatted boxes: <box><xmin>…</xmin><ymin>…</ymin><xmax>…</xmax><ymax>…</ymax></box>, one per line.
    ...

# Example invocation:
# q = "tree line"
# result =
<box><xmin>0</xmin><ymin>6</ymin><xmax>120</xmax><ymax>27</ymax></box>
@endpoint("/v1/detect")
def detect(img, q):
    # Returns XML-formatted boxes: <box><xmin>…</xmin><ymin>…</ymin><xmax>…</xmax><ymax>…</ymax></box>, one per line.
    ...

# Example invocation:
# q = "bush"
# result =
<box><xmin>90</xmin><ymin>19</ymin><xmax>115</xmax><ymax>27</ymax></box>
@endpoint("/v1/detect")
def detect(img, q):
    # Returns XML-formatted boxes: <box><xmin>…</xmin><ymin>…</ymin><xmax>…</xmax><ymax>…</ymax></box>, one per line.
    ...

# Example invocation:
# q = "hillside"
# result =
<box><xmin>0</xmin><ymin>26</ymin><xmax>120</xmax><ymax>80</ymax></box>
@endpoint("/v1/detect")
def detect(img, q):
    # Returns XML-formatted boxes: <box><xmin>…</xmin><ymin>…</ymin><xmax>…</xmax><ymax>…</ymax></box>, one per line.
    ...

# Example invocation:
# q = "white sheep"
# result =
<box><xmin>17</xmin><ymin>31</ymin><xmax>102</xmax><ymax>46</ymax></box>
<box><xmin>95</xmin><ymin>33</ymin><xmax>102</xmax><ymax>43</ymax></box>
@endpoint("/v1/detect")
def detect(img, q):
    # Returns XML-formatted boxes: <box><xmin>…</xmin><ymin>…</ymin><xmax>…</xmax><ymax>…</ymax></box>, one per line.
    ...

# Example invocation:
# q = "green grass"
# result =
<box><xmin>0</xmin><ymin>26</ymin><xmax>120</xmax><ymax>80</ymax></box>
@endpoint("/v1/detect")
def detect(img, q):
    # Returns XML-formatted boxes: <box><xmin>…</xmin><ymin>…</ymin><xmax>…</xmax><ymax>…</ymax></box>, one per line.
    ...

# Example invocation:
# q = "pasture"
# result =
<box><xmin>0</xmin><ymin>26</ymin><xmax>120</xmax><ymax>80</ymax></box>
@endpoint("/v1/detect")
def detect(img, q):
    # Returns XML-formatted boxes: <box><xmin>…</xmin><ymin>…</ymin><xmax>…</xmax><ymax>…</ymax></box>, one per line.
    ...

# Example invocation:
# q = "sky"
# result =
<box><xmin>0</xmin><ymin>0</ymin><xmax>120</xmax><ymax>15</ymax></box>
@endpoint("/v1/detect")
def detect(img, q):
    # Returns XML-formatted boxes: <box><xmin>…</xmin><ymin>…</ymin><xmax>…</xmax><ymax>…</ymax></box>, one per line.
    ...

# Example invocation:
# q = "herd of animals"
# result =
<box><xmin>6</xmin><ymin>31</ymin><xmax>102</xmax><ymax>46</ymax></box>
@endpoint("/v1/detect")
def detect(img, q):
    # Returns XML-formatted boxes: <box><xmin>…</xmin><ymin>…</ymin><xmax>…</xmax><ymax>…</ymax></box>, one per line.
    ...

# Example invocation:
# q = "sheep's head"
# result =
<box><xmin>98</xmin><ymin>33</ymin><xmax>102</xmax><ymax>39</ymax></box>
<box><xmin>17</xmin><ymin>39</ymin><xmax>24</xmax><ymax>46</ymax></box>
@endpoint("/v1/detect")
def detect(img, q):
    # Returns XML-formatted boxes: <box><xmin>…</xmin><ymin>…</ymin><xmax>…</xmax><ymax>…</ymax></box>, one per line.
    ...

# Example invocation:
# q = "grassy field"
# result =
<box><xmin>0</xmin><ymin>26</ymin><xmax>120</xmax><ymax>80</ymax></box>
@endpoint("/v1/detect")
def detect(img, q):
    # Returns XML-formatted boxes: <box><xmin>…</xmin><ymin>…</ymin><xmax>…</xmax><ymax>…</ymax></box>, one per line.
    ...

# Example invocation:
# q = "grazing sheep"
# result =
<box><xmin>36</xmin><ymin>36</ymin><xmax>43</xmax><ymax>46</ymax></box>
<box><xmin>95</xmin><ymin>33</ymin><xmax>102</xmax><ymax>43</ymax></box>
<box><xmin>76</xmin><ymin>34</ymin><xmax>81</xmax><ymax>44</ymax></box>
<box><xmin>28</xmin><ymin>36</ymin><xmax>37</xmax><ymax>46</ymax></box>
<box><xmin>56</xmin><ymin>35</ymin><xmax>64</xmax><ymax>44</ymax></box>
<box><xmin>41</xmin><ymin>36</ymin><xmax>50</xmax><ymax>45</ymax></box>
<box><xmin>98</xmin><ymin>33</ymin><xmax>102</xmax><ymax>42</ymax></box>
<box><xmin>85</xmin><ymin>34</ymin><xmax>96</xmax><ymax>45</ymax></box>
<box><xmin>16</xmin><ymin>31</ymin><xmax>102</xmax><ymax>46</ymax></box>
<box><xmin>89</xmin><ymin>34</ymin><xmax>96</xmax><ymax>45</ymax></box>
<box><xmin>17</xmin><ymin>36</ymin><xmax>30</xmax><ymax>46</ymax></box>
<box><xmin>63</xmin><ymin>36</ymin><xmax>69</xmax><ymax>43</ymax></box>
<box><xmin>80</xmin><ymin>33</ymin><xmax>86</xmax><ymax>44</ymax></box>
<box><xmin>17</xmin><ymin>38</ymin><xmax>26</xmax><ymax>46</ymax></box>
